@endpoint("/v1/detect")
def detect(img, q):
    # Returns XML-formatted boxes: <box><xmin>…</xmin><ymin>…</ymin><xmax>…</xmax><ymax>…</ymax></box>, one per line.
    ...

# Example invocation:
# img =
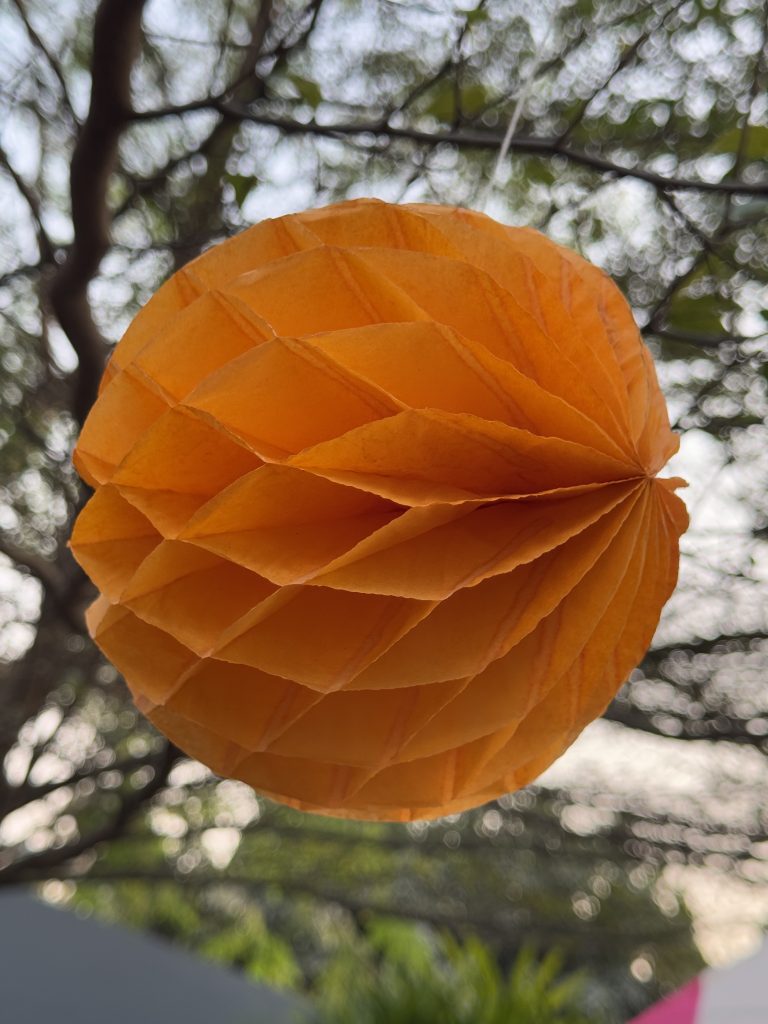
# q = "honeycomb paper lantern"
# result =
<box><xmin>70</xmin><ymin>199</ymin><xmax>687</xmax><ymax>821</ymax></box>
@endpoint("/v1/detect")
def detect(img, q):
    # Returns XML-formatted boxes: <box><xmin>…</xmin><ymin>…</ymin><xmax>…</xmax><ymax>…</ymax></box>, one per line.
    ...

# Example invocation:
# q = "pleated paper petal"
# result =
<box><xmin>71</xmin><ymin>199</ymin><xmax>687</xmax><ymax>821</ymax></box>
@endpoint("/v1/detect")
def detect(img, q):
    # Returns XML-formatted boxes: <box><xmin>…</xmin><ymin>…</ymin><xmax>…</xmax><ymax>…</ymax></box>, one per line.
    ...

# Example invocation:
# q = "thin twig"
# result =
<box><xmin>10</xmin><ymin>0</ymin><xmax>78</xmax><ymax>124</ymax></box>
<box><xmin>0</xmin><ymin>142</ymin><xmax>55</xmax><ymax>263</ymax></box>
<box><xmin>0</xmin><ymin>742</ymin><xmax>180</xmax><ymax>882</ymax></box>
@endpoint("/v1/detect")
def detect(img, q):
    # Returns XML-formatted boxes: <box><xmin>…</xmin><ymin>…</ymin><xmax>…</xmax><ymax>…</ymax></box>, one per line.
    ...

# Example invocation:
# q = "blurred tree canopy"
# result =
<box><xmin>0</xmin><ymin>0</ymin><xmax>766</xmax><ymax>1019</ymax></box>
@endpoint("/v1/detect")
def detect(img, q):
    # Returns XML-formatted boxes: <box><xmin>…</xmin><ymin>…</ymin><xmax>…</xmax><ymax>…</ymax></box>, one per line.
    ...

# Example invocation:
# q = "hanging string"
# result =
<box><xmin>478</xmin><ymin>21</ymin><xmax>555</xmax><ymax>213</ymax></box>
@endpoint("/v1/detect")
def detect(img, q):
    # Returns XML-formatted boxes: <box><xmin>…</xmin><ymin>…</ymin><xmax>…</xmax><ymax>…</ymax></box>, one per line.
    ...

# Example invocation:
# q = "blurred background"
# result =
<box><xmin>0</xmin><ymin>0</ymin><xmax>766</xmax><ymax>1020</ymax></box>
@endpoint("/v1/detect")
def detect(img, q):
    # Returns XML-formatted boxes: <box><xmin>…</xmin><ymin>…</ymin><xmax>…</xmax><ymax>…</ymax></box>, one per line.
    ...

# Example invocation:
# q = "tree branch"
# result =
<box><xmin>646</xmin><ymin>327</ymin><xmax>745</xmax><ymax>349</ymax></box>
<box><xmin>643</xmin><ymin>633</ymin><xmax>767</xmax><ymax>663</ymax></box>
<box><xmin>603</xmin><ymin>701</ymin><xmax>768</xmax><ymax>749</ymax></box>
<box><xmin>48</xmin><ymin>0</ymin><xmax>149</xmax><ymax>428</ymax></box>
<box><xmin>0</xmin><ymin>143</ymin><xmax>55</xmax><ymax>264</ymax></box>
<box><xmin>3</xmin><ymin>748</ymin><xmax>172</xmax><ymax>816</ymax></box>
<box><xmin>387</xmin><ymin>0</ymin><xmax>485</xmax><ymax>120</ymax></box>
<box><xmin>0</xmin><ymin>535</ymin><xmax>67</xmax><ymax>597</ymax></box>
<box><xmin>0</xmin><ymin>263</ymin><xmax>42</xmax><ymax>289</ymax></box>
<box><xmin>0</xmin><ymin>741</ymin><xmax>179</xmax><ymax>882</ymax></box>
<box><xmin>6</xmin><ymin>869</ymin><xmax>689</xmax><ymax>945</ymax></box>
<box><xmin>724</xmin><ymin>0</ymin><xmax>768</xmax><ymax>228</ymax></box>
<box><xmin>10</xmin><ymin>0</ymin><xmax>77</xmax><ymax>124</ymax></box>
<box><xmin>129</xmin><ymin>102</ymin><xmax>768</xmax><ymax>197</ymax></box>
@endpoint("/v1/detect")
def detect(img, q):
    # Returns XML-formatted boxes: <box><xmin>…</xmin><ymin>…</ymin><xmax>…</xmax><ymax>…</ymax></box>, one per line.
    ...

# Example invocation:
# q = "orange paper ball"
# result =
<box><xmin>71</xmin><ymin>199</ymin><xmax>687</xmax><ymax>821</ymax></box>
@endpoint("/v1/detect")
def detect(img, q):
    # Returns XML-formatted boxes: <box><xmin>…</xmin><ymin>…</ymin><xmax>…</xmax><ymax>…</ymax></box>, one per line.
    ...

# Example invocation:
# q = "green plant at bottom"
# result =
<box><xmin>308</xmin><ymin>920</ymin><xmax>598</xmax><ymax>1024</ymax></box>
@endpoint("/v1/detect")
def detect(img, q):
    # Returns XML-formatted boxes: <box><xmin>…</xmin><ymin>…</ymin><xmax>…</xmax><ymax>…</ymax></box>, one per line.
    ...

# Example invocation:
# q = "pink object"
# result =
<box><xmin>628</xmin><ymin>941</ymin><xmax>768</xmax><ymax>1022</ymax></box>
<box><xmin>629</xmin><ymin>981</ymin><xmax>700</xmax><ymax>1023</ymax></box>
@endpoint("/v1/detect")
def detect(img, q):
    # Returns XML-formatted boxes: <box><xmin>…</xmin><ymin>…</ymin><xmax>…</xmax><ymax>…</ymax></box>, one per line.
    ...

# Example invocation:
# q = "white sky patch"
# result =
<box><xmin>200</xmin><ymin>827</ymin><xmax>241</xmax><ymax>869</ymax></box>
<box><xmin>47</xmin><ymin>322</ymin><xmax>79</xmax><ymax>373</ymax></box>
<box><xmin>666</xmin><ymin>865</ymin><xmax>768</xmax><ymax>967</ymax></box>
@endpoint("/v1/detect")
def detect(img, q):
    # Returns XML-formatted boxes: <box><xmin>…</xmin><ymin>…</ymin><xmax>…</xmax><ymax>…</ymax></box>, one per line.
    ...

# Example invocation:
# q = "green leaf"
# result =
<box><xmin>571</xmin><ymin>0</ymin><xmax>595</xmax><ymax>16</ymax></box>
<box><xmin>223</xmin><ymin>173</ymin><xmax>259</xmax><ymax>208</ymax></box>
<box><xmin>288</xmin><ymin>73</ymin><xmax>323</xmax><ymax>108</ymax></box>
<box><xmin>705</xmin><ymin>413</ymin><xmax>764</xmax><ymax>434</ymax></box>
<box><xmin>710</xmin><ymin>125</ymin><xmax>768</xmax><ymax>163</ymax></box>
<box><xmin>466</xmin><ymin>6</ymin><xmax>488</xmax><ymax>27</ymax></box>
<box><xmin>666</xmin><ymin>294</ymin><xmax>739</xmax><ymax>335</ymax></box>
<box><xmin>425</xmin><ymin>81</ymin><xmax>490</xmax><ymax>122</ymax></box>
<box><xmin>461</xmin><ymin>82</ymin><xmax>490</xmax><ymax>116</ymax></box>
<box><xmin>525</xmin><ymin>159</ymin><xmax>556</xmax><ymax>186</ymax></box>
<box><xmin>425</xmin><ymin>81</ymin><xmax>455</xmax><ymax>122</ymax></box>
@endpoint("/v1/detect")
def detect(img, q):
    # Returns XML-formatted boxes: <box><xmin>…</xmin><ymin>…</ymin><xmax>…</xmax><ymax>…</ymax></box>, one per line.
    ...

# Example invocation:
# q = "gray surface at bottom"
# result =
<box><xmin>0</xmin><ymin>890</ymin><xmax>306</xmax><ymax>1024</ymax></box>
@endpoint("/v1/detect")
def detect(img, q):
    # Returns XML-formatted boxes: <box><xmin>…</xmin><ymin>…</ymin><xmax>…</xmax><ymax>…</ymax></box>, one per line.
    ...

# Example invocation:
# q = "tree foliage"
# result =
<box><xmin>312</xmin><ymin>927</ymin><xmax>596</xmax><ymax>1024</ymax></box>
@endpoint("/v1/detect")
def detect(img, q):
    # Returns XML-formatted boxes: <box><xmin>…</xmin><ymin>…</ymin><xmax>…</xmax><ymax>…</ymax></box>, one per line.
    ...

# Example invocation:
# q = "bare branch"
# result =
<box><xmin>129</xmin><ymin>102</ymin><xmax>768</xmax><ymax>197</ymax></box>
<box><xmin>145</xmin><ymin>32</ymin><xmax>250</xmax><ymax>50</ymax></box>
<box><xmin>144</xmin><ymin>1</ymin><xmax>280</xmax><ymax>272</ymax></box>
<box><xmin>644</xmin><ymin>633</ymin><xmax>767</xmax><ymax>662</ymax></box>
<box><xmin>114</xmin><ymin>0</ymin><xmax>325</xmax><ymax>236</ymax></box>
<box><xmin>0</xmin><ymin>530</ymin><xmax>87</xmax><ymax>636</ymax></box>
<box><xmin>48</xmin><ymin>0</ymin><xmax>149</xmax><ymax>428</ymax></box>
<box><xmin>0</xmin><ymin>535</ymin><xmax>67</xmax><ymax>596</ymax></box>
<box><xmin>4</xmin><ymin>748</ymin><xmax>173</xmax><ymax>816</ymax></box>
<box><xmin>0</xmin><ymin>143</ymin><xmax>55</xmax><ymax>264</ymax></box>
<box><xmin>558</xmin><ymin>0</ymin><xmax>685</xmax><ymax>144</ymax></box>
<box><xmin>0</xmin><ymin>742</ymin><xmax>179</xmax><ymax>882</ymax></box>
<box><xmin>269</xmin><ymin>0</ymin><xmax>325</xmax><ymax>59</ymax></box>
<box><xmin>646</xmin><ymin>327</ymin><xmax>745</xmax><ymax>349</ymax></box>
<box><xmin>656</xmin><ymin>191</ymin><xmax>740</xmax><ymax>274</ymax></box>
<box><xmin>0</xmin><ymin>262</ymin><xmax>42</xmax><ymax>289</ymax></box>
<box><xmin>7</xmin><ymin>869</ymin><xmax>689</xmax><ymax>945</ymax></box>
<box><xmin>725</xmin><ymin>0</ymin><xmax>768</xmax><ymax>226</ymax></box>
<box><xmin>388</xmin><ymin>0</ymin><xmax>486</xmax><ymax>120</ymax></box>
<box><xmin>10</xmin><ymin>0</ymin><xmax>77</xmax><ymax>124</ymax></box>
<box><xmin>603</xmin><ymin>701</ymin><xmax>768</xmax><ymax>749</ymax></box>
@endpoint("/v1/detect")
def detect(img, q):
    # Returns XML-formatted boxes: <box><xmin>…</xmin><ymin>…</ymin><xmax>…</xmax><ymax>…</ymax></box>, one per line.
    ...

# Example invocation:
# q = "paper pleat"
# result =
<box><xmin>71</xmin><ymin>198</ymin><xmax>687</xmax><ymax>820</ymax></box>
